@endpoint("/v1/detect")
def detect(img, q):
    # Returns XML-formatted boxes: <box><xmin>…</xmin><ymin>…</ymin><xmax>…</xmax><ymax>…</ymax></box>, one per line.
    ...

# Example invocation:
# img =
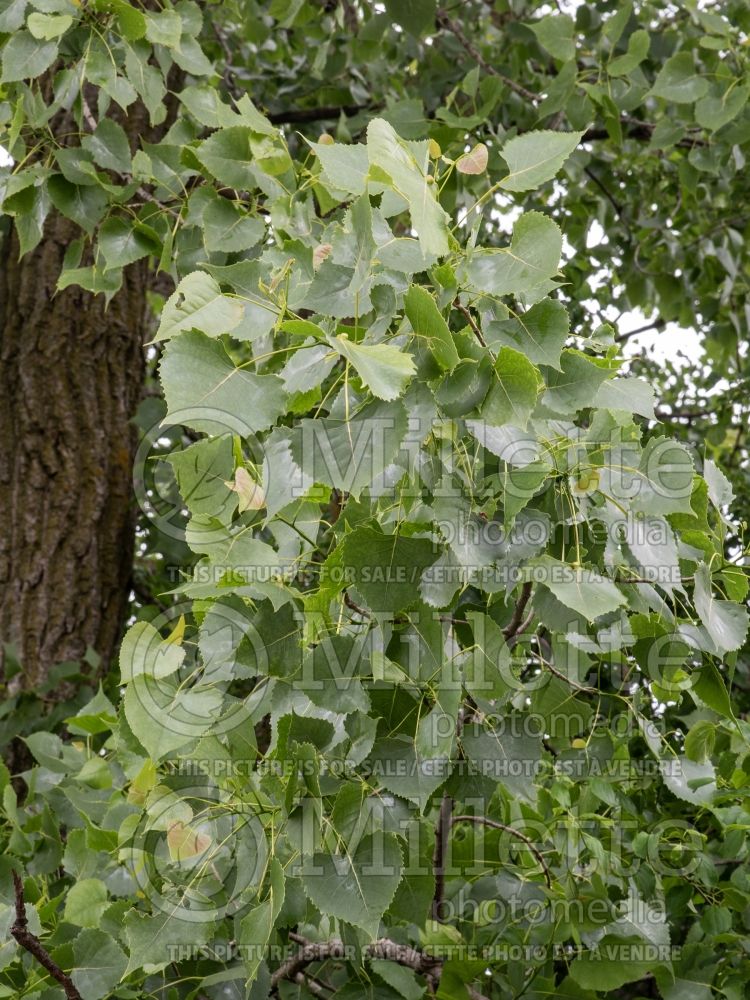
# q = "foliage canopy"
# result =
<box><xmin>0</xmin><ymin>2</ymin><xmax>749</xmax><ymax>999</ymax></box>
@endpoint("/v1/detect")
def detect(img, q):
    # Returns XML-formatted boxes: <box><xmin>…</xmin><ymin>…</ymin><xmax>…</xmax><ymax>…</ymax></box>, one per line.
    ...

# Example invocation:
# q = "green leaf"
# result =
<box><xmin>684</xmin><ymin>720</ymin><xmax>716</xmax><ymax>763</ymax></box>
<box><xmin>235</xmin><ymin>94</ymin><xmax>277</xmax><ymax>136</ymax></box>
<box><xmin>458</xmin><ymin>212</ymin><xmax>562</xmax><ymax>297</ymax></box>
<box><xmin>98</xmin><ymin>217</ymin><xmax>159</xmax><ymax>270</ymax></box>
<box><xmin>301</xmin><ymin>834</ymin><xmax>403</xmax><ymax>937</ymax></box>
<box><xmin>125</xmin><ymin>45</ymin><xmax>166</xmax><ymax>123</ymax></box>
<box><xmin>383</xmin><ymin>0</ymin><xmax>435</xmax><ymax>37</ymax></box>
<box><xmin>144</xmin><ymin>8</ymin><xmax>182</xmax><ymax>47</ymax></box>
<box><xmin>650</xmin><ymin>52</ymin><xmax>709</xmax><ymax>103</ymax></box>
<box><xmin>238</xmin><ymin>858</ymin><xmax>285</xmax><ymax>984</ymax></box>
<box><xmin>693</xmin><ymin>563</ymin><xmax>749</xmax><ymax>656</ymax></box>
<box><xmin>0</xmin><ymin>0</ymin><xmax>28</xmax><ymax>33</ymax></box>
<box><xmin>499</xmin><ymin>130</ymin><xmax>583</xmax><ymax>192</ymax></box>
<box><xmin>159</xmin><ymin>330</ymin><xmax>288</xmax><ymax>434</ymax></box>
<box><xmin>123</xmin><ymin>909</ymin><xmax>215</xmax><ymax>975</ymax></box>
<box><xmin>341</xmin><ymin>525</ymin><xmax>436</xmax><ymax>611</ymax></box>
<box><xmin>203</xmin><ymin>197</ymin><xmax>266</xmax><ymax>252</ymax></box>
<box><xmin>311</xmin><ymin>139</ymin><xmax>369</xmax><ymax>196</ymax></box>
<box><xmin>81</xmin><ymin>119</ymin><xmax>132</xmax><ymax>173</ymax></box>
<box><xmin>461</xmin><ymin>716</ymin><xmax>543</xmax><ymax>802</ymax></box>
<box><xmin>196</xmin><ymin>127</ymin><xmax>256</xmax><ymax>189</ymax></box>
<box><xmin>1</xmin><ymin>31</ymin><xmax>58</xmax><ymax>82</ymax></box>
<box><xmin>542</xmin><ymin>349</ymin><xmax>612</xmax><ymax>414</ymax></box>
<box><xmin>71</xmin><ymin>929</ymin><xmax>128</xmax><ymax>1000</ymax></box>
<box><xmin>48</xmin><ymin>176</ymin><xmax>108</xmax><ymax>236</ymax></box>
<box><xmin>660</xmin><ymin>754</ymin><xmax>716</xmax><ymax>805</ymax></box>
<box><xmin>703</xmin><ymin>457</ymin><xmax>733</xmax><ymax>511</ymax></box>
<box><xmin>608</xmin><ymin>29</ymin><xmax>650</xmax><ymax>76</ymax></box>
<box><xmin>569</xmin><ymin>938</ymin><xmax>655</xmax><ymax>991</ymax></box>
<box><xmin>695</xmin><ymin>84</ymin><xmax>749</xmax><ymax>131</ymax></box>
<box><xmin>27</xmin><ymin>12</ymin><xmax>72</xmax><ymax>40</ymax></box>
<box><xmin>528</xmin><ymin>14</ymin><xmax>576</xmax><ymax>61</ymax></box>
<box><xmin>63</xmin><ymin>879</ymin><xmax>109</xmax><ymax>928</ymax></box>
<box><xmin>166</xmin><ymin>435</ymin><xmax>237</xmax><ymax>522</ymax></box>
<box><xmin>110</xmin><ymin>0</ymin><xmax>146</xmax><ymax>40</ymax></box>
<box><xmin>404</xmin><ymin>284</ymin><xmax>459</xmax><ymax>371</ymax></box>
<box><xmin>623</xmin><ymin>514</ymin><xmax>682</xmax><ymax>591</ymax></box>
<box><xmin>155</xmin><ymin>271</ymin><xmax>244</xmax><ymax>342</ymax></box>
<box><xmin>291</xmin><ymin>399</ymin><xmax>408</xmax><ymax>497</ymax></box>
<box><xmin>534</xmin><ymin>555</ymin><xmax>626</xmax><ymax>620</ymax></box>
<box><xmin>502</xmin><ymin>461</ymin><xmax>550</xmax><ymax>525</ymax></box>
<box><xmin>480</xmin><ymin>346</ymin><xmax>541</xmax><ymax>428</ymax></box>
<box><xmin>594</xmin><ymin>376</ymin><xmax>656</xmax><ymax>418</ymax></box>
<box><xmin>119</xmin><ymin>620</ymin><xmax>185</xmax><ymax>683</ymax></box>
<box><xmin>332</xmin><ymin>335</ymin><xmax>416</xmax><ymax>401</ymax></box>
<box><xmin>486</xmin><ymin>298</ymin><xmax>569</xmax><ymax>370</ymax></box>
<box><xmin>367</xmin><ymin>118</ymin><xmax>449</xmax><ymax>257</ymax></box>
<box><xmin>123</xmin><ymin>672</ymin><xmax>222</xmax><ymax>760</ymax></box>
<box><xmin>370</xmin><ymin>958</ymin><xmax>424</xmax><ymax>1000</ymax></box>
<box><xmin>630</xmin><ymin>436</ymin><xmax>695</xmax><ymax>517</ymax></box>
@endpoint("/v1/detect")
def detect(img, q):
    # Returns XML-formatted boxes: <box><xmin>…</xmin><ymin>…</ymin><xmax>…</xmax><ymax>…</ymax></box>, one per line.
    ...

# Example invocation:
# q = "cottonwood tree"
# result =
<box><xmin>0</xmin><ymin>2</ymin><xmax>748</xmax><ymax>999</ymax></box>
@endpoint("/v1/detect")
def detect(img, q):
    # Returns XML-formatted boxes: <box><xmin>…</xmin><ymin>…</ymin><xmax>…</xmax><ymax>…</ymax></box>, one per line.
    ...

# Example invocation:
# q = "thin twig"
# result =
<box><xmin>343</xmin><ymin>591</ymin><xmax>370</xmax><ymax>618</ymax></box>
<box><xmin>451</xmin><ymin>815</ymin><xmax>552</xmax><ymax>888</ymax></box>
<box><xmin>212</xmin><ymin>22</ymin><xmax>242</xmax><ymax>99</ymax></box>
<box><xmin>436</xmin><ymin>9</ymin><xmax>538</xmax><ymax>104</ymax></box>
<box><xmin>10</xmin><ymin>872</ymin><xmax>83</xmax><ymax>1000</ymax></box>
<box><xmin>454</xmin><ymin>301</ymin><xmax>486</xmax><ymax>347</ymax></box>
<box><xmin>80</xmin><ymin>96</ymin><xmax>97</xmax><ymax>131</ymax></box>
<box><xmin>542</xmin><ymin>655</ymin><xmax>597</xmax><ymax>694</ymax></box>
<box><xmin>502</xmin><ymin>581</ymin><xmax>533</xmax><ymax>641</ymax></box>
<box><xmin>583</xmin><ymin>165</ymin><xmax>623</xmax><ymax>219</ymax></box>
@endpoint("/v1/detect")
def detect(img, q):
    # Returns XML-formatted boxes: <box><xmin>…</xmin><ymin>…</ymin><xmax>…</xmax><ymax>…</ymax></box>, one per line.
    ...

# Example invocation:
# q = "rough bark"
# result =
<box><xmin>0</xmin><ymin>215</ymin><xmax>148</xmax><ymax>690</ymax></box>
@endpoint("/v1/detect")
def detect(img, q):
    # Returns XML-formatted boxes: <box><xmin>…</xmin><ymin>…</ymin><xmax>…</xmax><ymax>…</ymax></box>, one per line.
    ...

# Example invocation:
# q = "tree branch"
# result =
<box><xmin>276</xmin><ymin>933</ymin><xmax>476</xmax><ymax>997</ymax></box>
<box><xmin>431</xmin><ymin>792</ymin><xmax>453</xmax><ymax>922</ymax></box>
<box><xmin>583</xmin><ymin>119</ymin><xmax>706</xmax><ymax>149</ymax></box>
<box><xmin>271</xmin><ymin>938</ymin><xmax>345</xmax><ymax>989</ymax></box>
<box><xmin>502</xmin><ymin>581</ymin><xmax>533</xmax><ymax>641</ymax></box>
<box><xmin>451</xmin><ymin>815</ymin><xmax>552</xmax><ymax>888</ymax></box>
<box><xmin>615</xmin><ymin>318</ymin><xmax>665</xmax><ymax>343</ymax></box>
<box><xmin>10</xmin><ymin>872</ymin><xmax>83</xmax><ymax>1000</ymax></box>
<box><xmin>267</xmin><ymin>103</ymin><xmax>375</xmax><ymax>125</ymax></box>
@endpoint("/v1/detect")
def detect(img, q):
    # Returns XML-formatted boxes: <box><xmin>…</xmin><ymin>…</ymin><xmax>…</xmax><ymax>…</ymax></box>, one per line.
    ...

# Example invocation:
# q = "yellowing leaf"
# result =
<box><xmin>164</xmin><ymin>614</ymin><xmax>185</xmax><ymax>646</ymax></box>
<box><xmin>127</xmin><ymin>759</ymin><xmax>157</xmax><ymax>805</ymax></box>
<box><xmin>313</xmin><ymin>243</ymin><xmax>333</xmax><ymax>270</ymax></box>
<box><xmin>226</xmin><ymin>466</ymin><xmax>265</xmax><ymax>512</ymax></box>
<box><xmin>166</xmin><ymin>821</ymin><xmax>212</xmax><ymax>862</ymax></box>
<box><xmin>456</xmin><ymin>142</ymin><xmax>488</xmax><ymax>175</ymax></box>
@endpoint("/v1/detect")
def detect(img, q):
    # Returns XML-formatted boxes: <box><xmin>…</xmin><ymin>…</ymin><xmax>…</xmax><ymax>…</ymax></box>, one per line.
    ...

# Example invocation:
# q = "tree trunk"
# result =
<box><xmin>0</xmin><ymin>214</ymin><xmax>148</xmax><ymax>690</ymax></box>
